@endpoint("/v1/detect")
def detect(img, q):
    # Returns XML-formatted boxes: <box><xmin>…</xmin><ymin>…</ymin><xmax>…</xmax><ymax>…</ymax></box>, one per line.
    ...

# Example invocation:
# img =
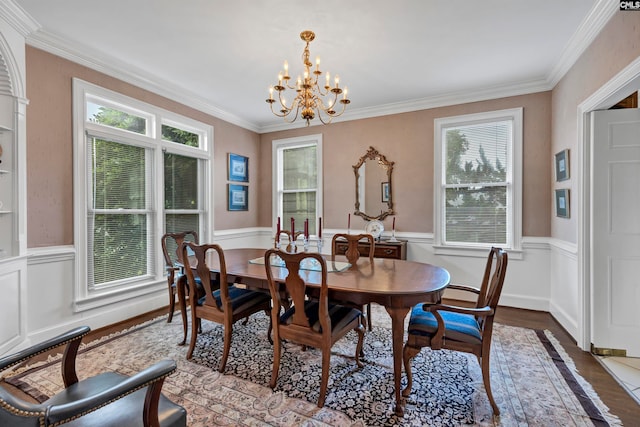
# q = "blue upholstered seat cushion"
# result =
<box><xmin>197</xmin><ymin>285</ymin><xmax>270</xmax><ymax>313</ymax></box>
<box><xmin>280</xmin><ymin>301</ymin><xmax>361</xmax><ymax>333</ymax></box>
<box><xmin>407</xmin><ymin>304</ymin><xmax>482</xmax><ymax>345</ymax></box>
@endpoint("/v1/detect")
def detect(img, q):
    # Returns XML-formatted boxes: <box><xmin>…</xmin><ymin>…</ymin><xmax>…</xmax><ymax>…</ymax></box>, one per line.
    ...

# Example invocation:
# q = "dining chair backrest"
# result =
<box><xmin>162</xmin><ymin>231</ymin><xmax>199</xmax><ymax>268</ymax></box>
<box><xmin>475</xmin><ymin>246</ymin><xmax>508</xmax><ymax>329</ymax></box>
<box><xmin>331</xmin><ymin>233</ymin><xmax>375</xmax><ymax>265</ymax></box>
<box><xmin>264</xmin><ymin>248</ymin><xmax>329</xmax><ymax>331</ymax></box>
<box><xmin>180</xmin><ymin>242</ymin><xmax>226</xmax><ymax>312</ymax></box>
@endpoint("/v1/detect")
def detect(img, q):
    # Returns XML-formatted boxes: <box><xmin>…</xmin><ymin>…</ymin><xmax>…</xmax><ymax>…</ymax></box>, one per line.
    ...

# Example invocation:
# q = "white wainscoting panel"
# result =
<box><xmin>549</xmin><ymin>238</ymin><xmax>579</xmax><ymax>340</ymax></box>
<box><xmin>19</xmin><ymin>246</ymin><xmax>166</xmax><ymax>352</ymax></box>
<box><xmin>0</xmin><ymin>256</ymin><xmax>26</xmax><ymax>355</ymax></box>
<box><xmin>9</xmin><ymin>231</ymin><xmax>583</xmax><ymax>356</ymax></box>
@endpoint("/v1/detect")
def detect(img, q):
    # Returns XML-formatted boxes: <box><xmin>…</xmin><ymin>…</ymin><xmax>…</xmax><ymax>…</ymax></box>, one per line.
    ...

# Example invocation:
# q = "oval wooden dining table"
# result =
<box><xmin>177</xmin><ymin>247</ymin><xmax>450</xmax><ymax>416</ymax></box>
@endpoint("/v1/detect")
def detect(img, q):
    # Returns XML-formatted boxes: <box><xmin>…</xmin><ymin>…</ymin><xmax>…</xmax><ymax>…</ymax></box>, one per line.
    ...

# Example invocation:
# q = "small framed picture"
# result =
<box><xmin>381</xmin><ymin>182</ymin><xmax>390</xmax><ymax>203</ymax></box>
<box><xmin>555</xmin><ymin>189</ymin><xmax>570</xmax><ymax>218</ymax></box>
<box><xmin>555</xmin><ymin>149</ymin><xmax>569</xmax><ymax>182</ymax></box>
<box><xmin>228</xmin><ymin>184</ymin><xmax>248</xmax><ymax>211</ymax></box>
<box><xmin>228</xmin><ymin>153</ymin><xmax>249</xmax><ymax>182</ymax></box>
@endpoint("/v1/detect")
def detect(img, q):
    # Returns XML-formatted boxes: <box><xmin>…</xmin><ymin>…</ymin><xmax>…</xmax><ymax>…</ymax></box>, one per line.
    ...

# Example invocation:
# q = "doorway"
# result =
<box><xmin>578</xmin><ymin>58</ymin><xmax>640</xmax><ymax>354</ymax></box>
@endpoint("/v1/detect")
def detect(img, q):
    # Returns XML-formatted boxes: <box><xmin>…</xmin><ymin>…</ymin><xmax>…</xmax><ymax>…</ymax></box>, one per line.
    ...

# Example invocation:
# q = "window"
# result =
<box><xmin>434</xmin><ymin>108</ymin><xmax>522</xmax><ymax>255</ymax></box>
<box><xmin>272</xmin><ymin>135</ymin><xmax>323</xmax><ymax>235</ymax></box>
<box><xmin>74</xmin><ymin>79</ymin><xmax>211</xmax><ymax>309</ymax></box>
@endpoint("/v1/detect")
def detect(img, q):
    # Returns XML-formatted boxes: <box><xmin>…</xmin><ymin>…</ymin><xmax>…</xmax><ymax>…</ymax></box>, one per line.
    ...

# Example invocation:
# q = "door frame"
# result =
<box><xmin>577</xmin><ymin>56</ymin><xmax>640</xmax><ymax>351</ymax></box>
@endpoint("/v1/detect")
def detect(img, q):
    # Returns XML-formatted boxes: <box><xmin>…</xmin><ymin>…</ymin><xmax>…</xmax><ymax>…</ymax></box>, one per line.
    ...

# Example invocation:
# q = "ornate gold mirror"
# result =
<box><xmin>353</xmin><ymin>146</ymin><xmax>395</xmax><ymax>221</ymax></box>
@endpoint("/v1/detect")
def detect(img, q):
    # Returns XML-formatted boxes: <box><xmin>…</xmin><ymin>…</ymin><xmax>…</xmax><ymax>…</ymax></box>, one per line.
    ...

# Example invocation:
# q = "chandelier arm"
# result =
<box><xmin>269</xmin><ymin>102</ymin><xmax>290</xmax><ymax>118</ymax></box>
<box><xmin>282</xmin><ymin>103</ymin><xmax>302</xmax><ymax>123</ymax></box>
<box><xmin>315</xmin><ymin>92</ymin><xmax>340</xmax><ymax>113</ymax></box>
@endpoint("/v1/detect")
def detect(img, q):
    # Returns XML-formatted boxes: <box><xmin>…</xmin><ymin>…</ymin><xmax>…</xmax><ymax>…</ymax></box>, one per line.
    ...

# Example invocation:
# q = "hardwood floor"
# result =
<box><xmin>3</xmin><ymin>304</ymin><xmax>639</xmax><ymax>424</ymax></box>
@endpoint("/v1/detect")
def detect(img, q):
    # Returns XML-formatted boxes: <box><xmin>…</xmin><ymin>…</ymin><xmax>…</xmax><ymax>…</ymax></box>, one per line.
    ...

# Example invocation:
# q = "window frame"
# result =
<box><xmin>433</xmin><ymin>108</ymin><xmax>522</xmax><ymax>257</ymax></box>
<box><xmin>272</xmin><ymin>134</ymin><xmax>323</xmax><ymax>236</ymax></box>
<box><xmin>73</xmin><ymin>79</ymin><xmax>212</xmax><ymax>311</ymax></box>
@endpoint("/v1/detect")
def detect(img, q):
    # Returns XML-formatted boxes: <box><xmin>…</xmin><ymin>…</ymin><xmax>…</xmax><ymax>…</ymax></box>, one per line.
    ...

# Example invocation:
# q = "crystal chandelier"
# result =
<box><xmin>266</xmin><ymin>30</ymin><xmax>350</xmax><ymax>126</ymax></box>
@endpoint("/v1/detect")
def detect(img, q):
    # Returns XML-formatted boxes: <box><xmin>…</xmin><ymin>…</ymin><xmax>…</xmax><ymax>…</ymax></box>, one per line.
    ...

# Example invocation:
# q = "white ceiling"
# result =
<box><xmin>9</xmin><ymin>0</ymin><xmax>614</xmax><ymax>133</ymax></box>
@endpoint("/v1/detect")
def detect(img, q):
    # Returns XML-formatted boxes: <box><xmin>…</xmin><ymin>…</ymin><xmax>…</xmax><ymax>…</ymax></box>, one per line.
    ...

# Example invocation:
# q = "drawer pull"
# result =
<box><xmin>384</xmin><ymin>249</ymin><xmax>394</xmax><ymax>255</ymax></box>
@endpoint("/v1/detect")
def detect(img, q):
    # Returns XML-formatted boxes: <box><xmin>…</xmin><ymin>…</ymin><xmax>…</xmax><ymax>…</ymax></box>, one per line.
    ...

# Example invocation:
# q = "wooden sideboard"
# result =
<box><xmin>333</xmin><ymin>238</ymin><xmax>407</xmax><ymax>260</ymax></box>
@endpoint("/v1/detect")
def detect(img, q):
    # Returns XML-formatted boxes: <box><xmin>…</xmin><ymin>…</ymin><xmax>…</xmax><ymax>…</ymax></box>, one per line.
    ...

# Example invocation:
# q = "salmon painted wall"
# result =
<box><xmin>259</xmin><ymin>92</ymin><xmax>552</xmax><ymax>236</ymax></box>
<box><xmin>25</xmin><ymin>46</ymin><xmax>260</xmax><ymax>247</ymax></box>
<box><xmin>26</xmin><ymin>47</ymin><xmax>554</xmax><ymax>247</ymax></box>
<box><xmin>551</xmin><ymin>10</ymin><xmax>640</xmax><ymax>243</ymax></box>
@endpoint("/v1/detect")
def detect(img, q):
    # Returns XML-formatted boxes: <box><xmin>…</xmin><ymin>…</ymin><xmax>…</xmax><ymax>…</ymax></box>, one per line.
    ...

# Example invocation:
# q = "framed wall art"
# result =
<box><xmin>555</xmin><ymin>149</ymin><xmax>569</xmax><ymax>181</ymax></box>
<box><xmin>555</xmin><ymin>188</ymin><xmax>570</xmax><ymax>218</ymax></box>
<box><xmin>228</xmin><ymin>153</ymin><xmax>249</xmax><ymax>182</ymax></box>
<box><xmin>228</xmin><ymin>184</ymin><xmax>248</xmax><ymax>211</ymax></box>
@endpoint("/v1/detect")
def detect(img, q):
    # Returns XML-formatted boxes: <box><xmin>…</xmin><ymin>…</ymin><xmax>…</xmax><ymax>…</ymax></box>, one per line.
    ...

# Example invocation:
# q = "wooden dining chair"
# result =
<box><xmin>331</xmin><ymin>233</ymin><xmax>376</xmax><ymax>330</ymax></box>
<box><xmin>264</xmin><ymin>248</ymin><xmax>365</xmax><ymax>407</ymax></box>
<box><xmin>402</xmin><ymin>247</ymin><xmax>508</xmax><ymax>415</ymax></box>
<box><xmin>181</xmin><ymin>242</ymin><xmax>272</xmax><ymax>372</ymax></box>
<box><xmin>161</xmin><ymin>230</ymin><xmax>199</xmax><ymax>323</ymax></box>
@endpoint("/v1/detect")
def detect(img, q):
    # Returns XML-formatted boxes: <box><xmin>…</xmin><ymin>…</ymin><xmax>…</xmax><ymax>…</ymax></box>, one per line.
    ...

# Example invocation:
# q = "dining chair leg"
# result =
<box><xmin>318</xmin><ymin>347</ymin><xmax>331</xmax><ymax>407</ymax></box>
<box><xmin>264</xmin><ymin>309</ymin><xmax>273</xmax><ymax>345</ymax></box>
<box><xmin>167</xmin><ymin>287</ymin><xmax>176</xmax><ymax>323</ymax></box>
<box><xmin>401</xmin><ymin>343</ymin><xmax>420</xmax><ymax>397</ymax></box>
<box><xmin>270</xmin><ymin>338</ymin><xmax>282</xmax><ymax>389</ymax></box>
<box><xmin>479</xmin><ymin>354</ymin><xmax>500</xmax><ymax>415</ymax></box>
<box><xmin>186</xmin><ymin>311</ymin><xmax>199</xmax><ymax>360</ymax></box>
<box><xmin>355</xmin><ymin>324</ymin><xmax>365</xmax><ymax>367</ymax></box>
<box><xmin>219</xmin><ymin>323</ymin><xmax>233</xmax><ymax>372</ymax></box>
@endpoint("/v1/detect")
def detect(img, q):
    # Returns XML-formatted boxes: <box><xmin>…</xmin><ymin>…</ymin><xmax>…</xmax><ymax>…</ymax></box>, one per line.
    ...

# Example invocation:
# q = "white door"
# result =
<box><xmin>591</xmin><ymin>108</ymin><xmax>640</xmax><ymax>357</ymax></box>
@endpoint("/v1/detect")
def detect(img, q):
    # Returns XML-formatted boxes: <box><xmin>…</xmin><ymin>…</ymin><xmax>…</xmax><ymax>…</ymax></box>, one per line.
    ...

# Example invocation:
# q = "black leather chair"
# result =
<box><xmin>0</xmin><ymin>326</ymin><xmax>186</xmax><ymax>427</ymax></box>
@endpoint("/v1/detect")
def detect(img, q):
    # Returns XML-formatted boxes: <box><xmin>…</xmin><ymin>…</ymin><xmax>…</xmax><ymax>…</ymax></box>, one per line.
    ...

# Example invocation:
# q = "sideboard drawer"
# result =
<box><xmin>334</xmin><ymin>239</ymin><xmax>407</xmax><ymax>260</ymax></box>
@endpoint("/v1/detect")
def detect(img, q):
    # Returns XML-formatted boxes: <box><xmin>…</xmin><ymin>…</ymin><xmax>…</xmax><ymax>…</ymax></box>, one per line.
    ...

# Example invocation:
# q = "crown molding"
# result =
<box><xmin>546</xmin><ymin>0</ymin><xmax>618</xmax><ymax>87</ymax></box>
<box><xmin>257</xmin><ymin>77</ymin><xmax>552</xmax><ymax>133</ymax></box>
<box><xmin>8</xmin><ymin>0</ymin><xmax>614</xmax><ymax>135</ymax></box>
<box><xmin>25</xmin><ymin>30</ymin><xmax>261</xmax><ymax>133</ymax></box>
<box><xmin>0</xmin><ymin>1</ymin><xmax>40</xmax><ymax>37</ymax></box>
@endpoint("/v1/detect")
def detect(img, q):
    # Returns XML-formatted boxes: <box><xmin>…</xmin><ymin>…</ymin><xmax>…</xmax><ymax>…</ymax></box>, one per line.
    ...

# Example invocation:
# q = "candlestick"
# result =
<box><xmin>304</xmin><ymin>218</ymin><xmax>309</xmax><ymax>239</ymax></box>
<box><xmin>348</xmin><ymin>213</ymin><xmax>351</xmax><ymax>232</ymax></box>
<box><xmin>389</xmin><ymin>216</ymin><xmax>398</xmax><ymax>242</ymax></box>
<box><xmin>277</xmin><ymin>216</ymin><xmax>281</xmax><ymax>234</ymax></box>
<box><xmin>291</xmin><ymin>217</ymin><xmax>295</xmax><ymax>235</ymax></box>
<box><xmin>318</xmin><ymin>217</ymin><xmax>322</xmax><ymax>238</ymax></box>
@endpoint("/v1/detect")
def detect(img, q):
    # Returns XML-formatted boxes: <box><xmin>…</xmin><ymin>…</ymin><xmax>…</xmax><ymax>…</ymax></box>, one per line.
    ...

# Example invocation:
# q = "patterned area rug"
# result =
<box><xmin>3</xmin><ymin>306</ymin><xmax>622</xmax><ymax>426</ymax></box>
